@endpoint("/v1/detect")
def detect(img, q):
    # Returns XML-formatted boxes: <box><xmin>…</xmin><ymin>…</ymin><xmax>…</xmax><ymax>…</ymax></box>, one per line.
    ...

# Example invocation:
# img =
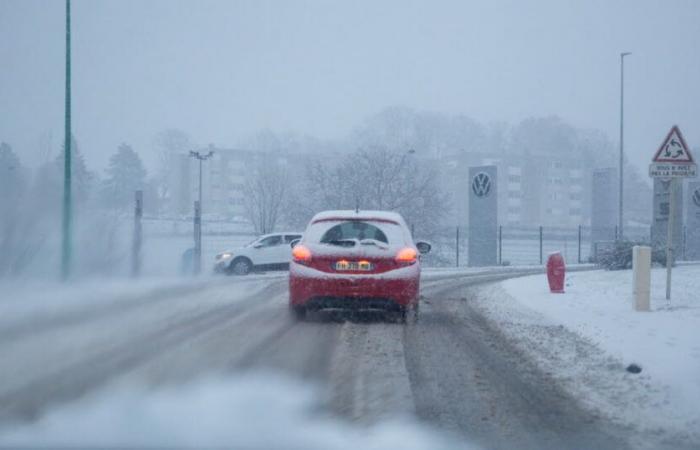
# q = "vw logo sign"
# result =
<box><xmin>693</xmin><ymin>187</ymin><xmax>700</xmax><ymax>208</ymax></box>
<box><xmin>472</xmin><ymin>172</ymin><xmax>491</xmax><ymax>198</ymax></box>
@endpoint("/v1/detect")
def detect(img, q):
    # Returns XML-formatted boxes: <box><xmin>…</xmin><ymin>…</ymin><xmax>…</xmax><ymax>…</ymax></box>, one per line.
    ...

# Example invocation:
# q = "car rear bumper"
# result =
<box><xmin>289</xmin><ymin>263</ymin><xmax>419</xmax><ymax>308</ymax></box>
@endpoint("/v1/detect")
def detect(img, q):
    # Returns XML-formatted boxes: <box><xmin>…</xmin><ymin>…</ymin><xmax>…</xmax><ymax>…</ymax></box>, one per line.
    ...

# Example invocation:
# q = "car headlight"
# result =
<box><xmin>216</xmin><ymin>252</ymin><xmax>233</xmax><ymax>260</ymax></box>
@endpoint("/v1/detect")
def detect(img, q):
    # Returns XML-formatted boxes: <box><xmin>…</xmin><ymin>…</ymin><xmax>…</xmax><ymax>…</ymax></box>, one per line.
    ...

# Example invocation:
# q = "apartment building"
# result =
<box><xmin>441</xmin><ymin>150</ymin><xmax>591</xmax><ymax>228</ymax></box>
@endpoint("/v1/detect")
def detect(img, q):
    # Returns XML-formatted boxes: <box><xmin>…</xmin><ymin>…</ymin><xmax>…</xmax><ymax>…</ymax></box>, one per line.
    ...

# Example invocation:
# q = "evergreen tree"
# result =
<box><xmin>0</xmin><ymin>142</ymin><xmax>25</xmax><ymax>218</ymax></box>
<box><xmin>52</xmin><ymin>135</ymin><xmax>94</xmax><ymax>204</ymax></box>
<box><xmin>0</xmin><ymin>142</ymin><xmax>24</xmax><ymax>202</ymax></box>
<box><xmin>0</xmin><ymin>142</ymin><xmax>29</xmax><ymax>276</ymax></box>
<box><xmin>102</xmin><ymin>143</ymin><xmax>147</xmax><ymax>209</ymax></box>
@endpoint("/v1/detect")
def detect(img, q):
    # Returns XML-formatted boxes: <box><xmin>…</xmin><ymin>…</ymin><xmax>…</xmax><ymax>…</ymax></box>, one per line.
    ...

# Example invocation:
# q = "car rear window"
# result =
<box><xmin>305</xmin><ymin>220</ymin><xmax>407</xmax><ymax>247</ymax></box>
<box><xmin>321</xmin><ymin>222</ymin><xmax>388</xmax><ymax>244</ymax></box>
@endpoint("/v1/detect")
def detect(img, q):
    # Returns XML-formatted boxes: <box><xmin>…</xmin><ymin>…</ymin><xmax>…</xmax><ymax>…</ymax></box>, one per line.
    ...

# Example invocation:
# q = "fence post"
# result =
<box><xmin>539</xmin><ymin>226</ymin><xmax>543</xmax><ymax>264</ymax></box>
<box><xmin>455</xmin><ymin>226</ymin><xmax>460</xmax><ymax>267</ymax></box>
<box><xmin>615</xmin><ymin>225</ymin><xmax>619</xmax><ymax>241</ymax></box>
<box><xmin>593</xmin><ymin>241</ymin><xmax>598</xmax><ymax>262</ymax></box>
<box><xmin>498</xmin><ymin>225</ymin><xmax>503</xmax><ymax>265</ymax></box>
<box><xmin>132</xmin><ymin>190</ymin><xmax>143</xmax><ymax>277</ymax></box>
<box><xmin>193</xmin><ymin>200</ymin><xmax>201</xmax><ymax>275</ymax></box>
<box><xmin>577</xmin><ymin>225</ymin><xmax>582</xmax><ymax>264</ymax></box>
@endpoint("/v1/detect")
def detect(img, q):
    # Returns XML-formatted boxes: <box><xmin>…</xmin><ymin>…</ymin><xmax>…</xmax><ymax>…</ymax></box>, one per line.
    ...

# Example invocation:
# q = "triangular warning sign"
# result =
<box><xmin>652</xmin><ymin>125</ymin><xmax>694</xmax><ymax>163</ymax></box>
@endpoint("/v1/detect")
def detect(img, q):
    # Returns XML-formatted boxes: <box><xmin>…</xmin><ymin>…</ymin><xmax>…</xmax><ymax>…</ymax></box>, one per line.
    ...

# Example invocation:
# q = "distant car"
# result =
<box><xmin>288</xmin><ymin>210</ymin><xmax>430</xmax><ymax>321</ymax></box>
<box><xmin>214</xmin><ymin>232</ymin><xmax>303</xmax><ymax>275</ymax></box>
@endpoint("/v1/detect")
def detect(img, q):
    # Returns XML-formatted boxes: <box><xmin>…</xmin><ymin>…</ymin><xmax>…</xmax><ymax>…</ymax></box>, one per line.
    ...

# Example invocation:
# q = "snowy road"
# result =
<box><xmin>0</xmin><ymin>269</ymin><xmax>687</xmax><ymax>450</ymax></box>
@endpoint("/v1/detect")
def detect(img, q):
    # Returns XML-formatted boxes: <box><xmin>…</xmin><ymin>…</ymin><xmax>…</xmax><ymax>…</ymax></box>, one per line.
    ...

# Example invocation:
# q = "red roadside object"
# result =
<box><xmin>546</xmin><ymin>252</ymin><xmax>565</xmax><ymax>293</ymax></box>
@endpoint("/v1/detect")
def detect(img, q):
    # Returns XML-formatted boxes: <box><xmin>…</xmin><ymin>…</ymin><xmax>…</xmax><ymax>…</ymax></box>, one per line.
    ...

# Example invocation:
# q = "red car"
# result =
<box><xmin>288</xmin><ymin>210</ymin><xmax>431</xmax><ymax>321</ymax></box>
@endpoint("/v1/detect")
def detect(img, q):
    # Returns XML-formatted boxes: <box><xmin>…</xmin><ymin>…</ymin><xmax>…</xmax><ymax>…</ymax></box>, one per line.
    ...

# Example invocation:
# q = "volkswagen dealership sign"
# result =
<box><xmin>468</xmin><ymin>165</ymin><xmax>498</xmax><ymax>266</ymax></box>
<box><xmin>471</xmin><ymin>172</ymin><xmax>492</xmax><ymax>197</ymax></box>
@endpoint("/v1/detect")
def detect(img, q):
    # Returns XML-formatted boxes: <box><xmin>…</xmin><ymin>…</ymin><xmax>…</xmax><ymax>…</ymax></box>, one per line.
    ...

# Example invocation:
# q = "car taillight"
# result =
<box><xmin>292</xmin><ymin>245</ymin><xmax>312</xmax><ymax>265</ymax></box>
<box><xmin>395</xmin><ymin>247</ymin><xmax>418</xmax><ymax>266</ymax></box>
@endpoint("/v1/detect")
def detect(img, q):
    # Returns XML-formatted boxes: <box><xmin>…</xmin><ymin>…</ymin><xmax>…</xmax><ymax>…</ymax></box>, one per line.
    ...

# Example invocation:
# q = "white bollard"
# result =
<box><xmin>633</xmin><ymin>246</ymin><xmax>651</xmax><ymax>312</ymax></box>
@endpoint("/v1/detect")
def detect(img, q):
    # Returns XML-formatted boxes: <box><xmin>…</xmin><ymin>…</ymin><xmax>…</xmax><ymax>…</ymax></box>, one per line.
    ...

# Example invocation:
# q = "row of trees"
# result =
<box><xmin>1</xmin><ymin>140</ymin><xmax>150</xmax><ymax>213</ymax></box>
<box><xmin>1</xmin><ymin>107</ymin><xmax>657</xmax><ymax>276</ymax></box>
<box><xmin>241</xmin><ymin>107</ymin><xmax>653</xmax><ymax>234</ymax></box>
<box><xmin>241</xmin><ymin>146</ymin><xmax>449</xmax><ymax>237</ymax></box>
<box><xmin>0</xmin><ymin>139</ymin><xmax>150</xmax><ymax>276</ymax></box>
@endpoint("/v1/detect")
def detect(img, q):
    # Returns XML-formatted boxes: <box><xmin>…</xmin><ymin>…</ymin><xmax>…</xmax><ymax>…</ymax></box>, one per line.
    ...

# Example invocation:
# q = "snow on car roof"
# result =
<box><xmin>310</xmin><ymin>210</ymin><xmax>406</xmax><ymax>225</ymax></box>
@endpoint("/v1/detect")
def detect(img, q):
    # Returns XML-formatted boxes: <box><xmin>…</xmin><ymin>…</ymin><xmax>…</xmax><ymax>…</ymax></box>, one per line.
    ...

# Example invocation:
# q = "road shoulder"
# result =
<box><xmin>470</xmin><ymin>271</ymin><xmax>700</xmax><ymax>450</ymax></box>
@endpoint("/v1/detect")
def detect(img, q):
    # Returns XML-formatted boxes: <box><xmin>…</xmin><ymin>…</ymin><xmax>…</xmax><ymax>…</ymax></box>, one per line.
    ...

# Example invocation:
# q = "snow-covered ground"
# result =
<box><xmin>0</xmin><ymin>372</ymin><xmax>466</xmax><ymax>450</ymax></box>
<box><xmin>477</xmin><ymin>265</ymin><xmax>700</xmax><ymax>446</ymax></box>
<box><xmin>0</xmin><ymin>265</ymin><xmax>550</xmax><ymax>324</ymax></box>
<box><xmin>0</xmin><ymin>272</ymin><xmax>287</xmax><ymax>326</ymax></box>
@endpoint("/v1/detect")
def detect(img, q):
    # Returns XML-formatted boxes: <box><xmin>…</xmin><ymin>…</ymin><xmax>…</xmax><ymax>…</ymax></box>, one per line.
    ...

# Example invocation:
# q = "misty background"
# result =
<box><xmin>1</xmin><ymin>0</ymin><xmax>699</xmax><ymax>277</ymax></box>
<box><xmin>2</xmin><ymin>0</ymin><xmax>699</xmax><ymax>173</ymax></box>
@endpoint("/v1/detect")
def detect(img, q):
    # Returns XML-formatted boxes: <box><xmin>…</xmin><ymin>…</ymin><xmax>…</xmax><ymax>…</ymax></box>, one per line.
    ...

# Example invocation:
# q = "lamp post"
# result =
<box><xmin>61</xmin><ymin>0</ymin><xmax>72</xmax><ymax>280</ymax></box>
<box><xmin>189</xmin><ymin>150</ymin><xmax>214</xmax><ymax>274</ymax></box>
<box><xmin>189</xmin><ymin>150</ymin><xmax>214</xmax><ymax>210</ymax></box>
<box><xmin>618</xmin><ymin>52</ymin><xmax>631</xmax><ymax>241</ymax></box>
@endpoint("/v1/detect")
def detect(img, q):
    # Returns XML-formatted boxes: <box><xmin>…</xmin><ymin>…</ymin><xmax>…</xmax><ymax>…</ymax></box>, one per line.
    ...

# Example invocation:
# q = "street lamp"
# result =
<box><xmin>188</xmin><ymin>149</ymin><xmax>214</xmax><ymax>274</ymax></box>
<box><xmin>618</xmin><ymin>52</ymin><xmax>631</xmax><ymax>240</ymax></box>
<box><xmin>189</xmin><ymin>149</ymin><xmax>214</xmax><ymax>211</ymax></box>
<box><xmin>61</xmin><ymin>0</ymin><xmax>72</xmax><ymax>280</ymax></box>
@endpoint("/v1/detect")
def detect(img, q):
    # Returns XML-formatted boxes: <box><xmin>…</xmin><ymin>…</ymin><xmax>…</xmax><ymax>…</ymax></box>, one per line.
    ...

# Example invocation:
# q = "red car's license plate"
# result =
<box><xmin>334</xmin><ymin>260</ymin><xmax>373</xmax><ymax>271</ymax></box>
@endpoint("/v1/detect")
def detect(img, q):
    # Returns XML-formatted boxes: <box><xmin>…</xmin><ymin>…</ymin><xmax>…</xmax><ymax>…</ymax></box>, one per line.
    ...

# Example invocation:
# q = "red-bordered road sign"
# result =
<box><xmin>650</xmin><ymin>125</ymin><xmax>697</xmax><ymax>178</ymax></box>
<box><xmin>652</xmin><ymin>125</ymin><xmax>694</xmax><ymax>163</ymax></box>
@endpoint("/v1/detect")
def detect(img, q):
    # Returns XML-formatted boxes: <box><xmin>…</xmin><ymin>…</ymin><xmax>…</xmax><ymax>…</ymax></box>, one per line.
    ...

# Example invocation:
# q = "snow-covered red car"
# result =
<box><xmin>288</xmin><ymin>210</ymin><xmax>431</xmax><ymax>321</ymax></box>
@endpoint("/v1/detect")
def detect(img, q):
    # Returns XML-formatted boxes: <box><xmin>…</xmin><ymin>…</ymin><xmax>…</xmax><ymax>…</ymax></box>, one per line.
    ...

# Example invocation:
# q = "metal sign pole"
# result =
<box><xmin>649</xmin><ymin>125</ymin><xmax>697</xmax><ymax>303</ymax></box>
<box><xmin>665</xmin><ymin>179</ymin><xmax>676</xmax><ymax>301</ymax></box>
<box><xmin>194</xmin><ymin>200</ymin><xmax>202</xmax><ymax>275</ymax></box>
<box><xmin>132</xmin><ymin>190</ymin><xmax>143</xmax><ymax>277</ymax></box>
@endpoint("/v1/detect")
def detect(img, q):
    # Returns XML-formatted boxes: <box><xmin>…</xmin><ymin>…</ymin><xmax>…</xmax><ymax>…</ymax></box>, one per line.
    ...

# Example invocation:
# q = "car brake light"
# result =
<box><xmin>292</xmin><ymin>245</ymin><xmax>312</xmax><ymax>265</ymax></box>
<box><xmin>396</xmin><ymin>247</ymin><xmax>417</xmax><ymax>266</ymax></box>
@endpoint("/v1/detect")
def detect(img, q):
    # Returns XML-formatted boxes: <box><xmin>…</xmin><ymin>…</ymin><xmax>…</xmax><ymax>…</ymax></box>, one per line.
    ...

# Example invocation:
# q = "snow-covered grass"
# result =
<box><xmin>0</xmin><ymin>372</ymin><xmax>469</xmax><ymax>450</ymax></box>
<box><xmin>483</xmin><ymin>265</ymin><xmax>700</xmax><ymax>445</ymax></box>
<box><xmin>0</xmin><ymin>272</ymin><xmax>286</xmax><ymax>327</ymax></box>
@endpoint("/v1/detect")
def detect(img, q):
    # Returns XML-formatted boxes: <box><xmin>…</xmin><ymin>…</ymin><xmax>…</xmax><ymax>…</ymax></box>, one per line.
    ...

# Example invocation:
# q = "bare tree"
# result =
<box><xmin>288</xmin><ymin>146</ymin><xmax>449</xmax><ymax>237</ymax></box>
<box><xmin>243</xmin><ymin>156</ymin><xmax>288</xmax><ymax>234</ymax></box>
<box><xmin>153</xmin><ymin>129</ymin><xmax>192</xmax><ymax>210</ymax></box>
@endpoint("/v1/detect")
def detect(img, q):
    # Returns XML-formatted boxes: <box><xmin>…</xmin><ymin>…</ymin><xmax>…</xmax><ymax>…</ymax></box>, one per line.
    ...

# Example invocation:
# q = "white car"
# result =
<box><xmin>214</xmin><ymin>232</ymin><xmax>303</xmax><ymax>275</ymax></box>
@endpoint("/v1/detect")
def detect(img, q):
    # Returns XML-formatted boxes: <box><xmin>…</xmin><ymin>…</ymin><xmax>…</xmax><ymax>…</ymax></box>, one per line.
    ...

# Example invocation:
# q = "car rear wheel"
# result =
<box><xmin>396</xmin><ymin>303</ymin><xmax>419</xmax><ymax>324</ymax></box>
<box><xmin>229</xmin><ymin>258</ymin><xmax>252</xmax><ymax>275</ymax></box>
<box><xmin>290</xmin><ymin>305</ymin><xmax>306</xmax><ymax>321</ymax></box>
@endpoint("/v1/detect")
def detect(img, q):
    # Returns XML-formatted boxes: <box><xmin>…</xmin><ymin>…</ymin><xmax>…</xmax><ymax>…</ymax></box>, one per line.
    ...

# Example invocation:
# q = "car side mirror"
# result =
<box><xmin>415</xmin><ymin>241</ymin><xmax>431</xmax><ymax>255</ymax></box>
<box><xmin>253</xmin><ymin>243</ymin><xmax>263</xmax><ymax>249</ymax></box>
<box><xmin>290</xmin><ymin>239</ymin><xmax>300</xmax><ymax>248</ymax></box>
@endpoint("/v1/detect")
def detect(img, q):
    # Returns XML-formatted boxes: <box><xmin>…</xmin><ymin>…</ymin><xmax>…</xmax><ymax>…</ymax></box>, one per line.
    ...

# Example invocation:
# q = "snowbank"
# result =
<box><xmin>490</xmin><ymin>266</ymin><xmax>700</xmax><ymax>444</ymax></box>
<box><xmin>0</xmin><ymin>373</ymin><xmax>470</xmax><ymax>449</ymax></box>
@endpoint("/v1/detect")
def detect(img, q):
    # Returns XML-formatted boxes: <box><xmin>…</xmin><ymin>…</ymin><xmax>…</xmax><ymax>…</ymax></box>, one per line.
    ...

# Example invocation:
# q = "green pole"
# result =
<box><xmin>61</xmin><ymin>0</ymin><xmax>72</xmax><ymax>280</ymax></box>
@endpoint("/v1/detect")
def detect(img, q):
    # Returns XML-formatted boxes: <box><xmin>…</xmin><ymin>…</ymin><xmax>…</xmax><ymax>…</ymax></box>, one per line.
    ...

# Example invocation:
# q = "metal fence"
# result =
<box><xmin>419</xmin><ymin>225</ymin><xmax>681</xmax><ymax>267</ymax></box>
<box><xmin>137</xmin><ymin>218</ymin><xmax>692</xmax><ymax>274</ymax></box>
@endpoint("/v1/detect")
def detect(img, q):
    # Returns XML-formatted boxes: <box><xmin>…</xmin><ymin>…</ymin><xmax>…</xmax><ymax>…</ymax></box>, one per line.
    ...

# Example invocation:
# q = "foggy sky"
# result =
<box><xmin>1</xmin><ymin>0</ymin><xmax>699</xmax><ymax>176</ymax></box>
